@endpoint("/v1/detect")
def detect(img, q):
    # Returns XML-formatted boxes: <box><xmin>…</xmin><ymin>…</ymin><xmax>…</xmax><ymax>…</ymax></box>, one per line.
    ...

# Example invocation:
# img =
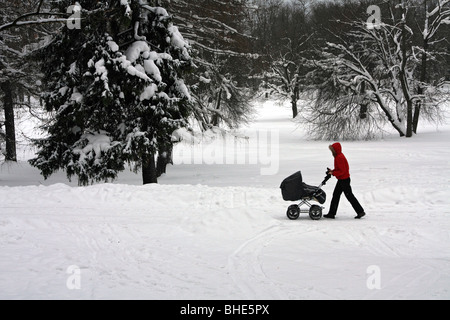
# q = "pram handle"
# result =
<box><xmin>319</xmin><ymin>169</ymin><xmax>332</xmax><ymax>188</ymax></box>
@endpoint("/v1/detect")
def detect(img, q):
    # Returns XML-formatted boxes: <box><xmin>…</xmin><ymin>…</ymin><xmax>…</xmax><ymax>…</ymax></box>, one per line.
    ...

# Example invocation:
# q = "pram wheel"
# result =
<box><xmin>287</xmin><ymin>205</ymin><xmax>300</xmax><ymax>220</ymax></box>
<box><xmin>309</xmin><ymin>205</ymin><xmax>323</xmax><ymax>220</ymax></box>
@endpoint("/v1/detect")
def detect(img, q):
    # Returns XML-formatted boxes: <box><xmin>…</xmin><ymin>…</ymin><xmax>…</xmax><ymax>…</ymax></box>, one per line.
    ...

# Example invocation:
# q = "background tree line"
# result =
<box><xmin>251</xmin><ymin>0</ymin><xmax>450</xmax><ymax>139</ymax></box>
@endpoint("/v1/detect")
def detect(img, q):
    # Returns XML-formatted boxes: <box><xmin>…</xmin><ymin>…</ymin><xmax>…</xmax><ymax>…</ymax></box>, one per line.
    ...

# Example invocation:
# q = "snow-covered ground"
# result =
<box><xmin>1</xmin><ymin>101</ymin><xmax>450</xmax><ymax>300</ymax></box>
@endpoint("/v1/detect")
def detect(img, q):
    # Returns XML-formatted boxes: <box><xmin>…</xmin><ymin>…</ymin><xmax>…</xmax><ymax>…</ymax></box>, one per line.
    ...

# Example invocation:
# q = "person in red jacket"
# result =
<box><xmin>324</xmin><ymin>142</ymin><xmax>366</xmax><ymax>219</ymax></box>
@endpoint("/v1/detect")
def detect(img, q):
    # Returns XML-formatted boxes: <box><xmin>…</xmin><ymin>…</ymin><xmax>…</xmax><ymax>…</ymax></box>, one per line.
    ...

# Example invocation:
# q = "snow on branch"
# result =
<box><xmin>190</xmin><ymin>40</ymin><xmax>258</xmax><ymax>58</ymax></box>
<box><xmin>424</xmin><ymin>0</ymin><xmax>450</xmax><ymax>40</ymax></box>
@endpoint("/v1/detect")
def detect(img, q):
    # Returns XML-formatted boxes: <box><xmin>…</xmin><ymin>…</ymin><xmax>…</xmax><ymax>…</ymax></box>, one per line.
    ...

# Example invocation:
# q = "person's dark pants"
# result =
<box><xmin>328</xmin><ymin>178</ymin><xmax>364</xmax><ymax>216</ymax></box>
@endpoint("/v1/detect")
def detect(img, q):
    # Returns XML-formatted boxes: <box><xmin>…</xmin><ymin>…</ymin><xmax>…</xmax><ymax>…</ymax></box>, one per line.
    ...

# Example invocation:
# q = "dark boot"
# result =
<box><xmin>355</xmin><ymin>212</ymin><xmax>366</xmax><ymax>219</ymax></box>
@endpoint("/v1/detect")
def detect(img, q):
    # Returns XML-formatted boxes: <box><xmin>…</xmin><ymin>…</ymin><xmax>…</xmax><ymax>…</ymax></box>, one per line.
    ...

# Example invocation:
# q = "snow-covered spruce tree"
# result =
<box><xmin>30</xmin><ymin>0</ymin><xmax>192</xmax><ymax>185</ymax></box>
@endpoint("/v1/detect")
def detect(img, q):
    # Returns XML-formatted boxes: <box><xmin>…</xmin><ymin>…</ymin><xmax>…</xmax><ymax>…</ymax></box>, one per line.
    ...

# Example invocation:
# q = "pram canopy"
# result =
<box><xmin>280</xmin><ymin>171</ymin><xmax>326</xmax><ymax>204</ymax></box>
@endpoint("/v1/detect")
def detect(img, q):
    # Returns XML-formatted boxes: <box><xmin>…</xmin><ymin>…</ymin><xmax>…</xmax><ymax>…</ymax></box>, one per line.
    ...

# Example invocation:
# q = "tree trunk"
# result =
<box><xmin>373</xmin><ymin>93</ymin><xmax>406</xmax><ymax>137</ymax></box>
<box><xmin>1</xmin><ymin>81</ymin><xmax>17</xmax><ymax>161</ymax></box>
<box><xmin>359</xmin><ymin>82</ymin><xmax>368</xmax><ymax>119</ymax></box>
<box><xmin>359</xmin><ymin>103</ymin><xmax>368</xmax><ymax>119</ymax></box>
<box><xmin>142</xmin><ymin>153</ymin><xmax>157</xmax><ymax>184</ymax></box>
<box><xmin>405</xmin><ymin>102</ymin><xmax>413</xmax><ymax>138</ymax></box>
<box><xmin>399</xmin><ymin>20</ymin><xmax>413</xmax><ymax>138</ymax></box>
<box><xmin>413</xmin><ymin>35</ymin><xmax>429</xmax><ymax>134</ymax></box>
<box><xmin>291</xmin><ymin>78</ymin><xmax>300</xmax><ymax>119</ymax></box>
<box><xmin>156</xmin><ymin>144</ymin><xmax>173</xmax><ymax>178</ymax></box>
<box><xmin>291</xmin><ymin>99</ymin><xmax>298</xmax><ymax>118</ymax></box>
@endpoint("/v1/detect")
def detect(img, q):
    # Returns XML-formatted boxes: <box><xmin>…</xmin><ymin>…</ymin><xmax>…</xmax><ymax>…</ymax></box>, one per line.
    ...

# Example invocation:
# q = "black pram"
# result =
<box><xmin>280</xmin><ymin>171</ymin><xmax>331</xmax><ymax>220</ymax></box>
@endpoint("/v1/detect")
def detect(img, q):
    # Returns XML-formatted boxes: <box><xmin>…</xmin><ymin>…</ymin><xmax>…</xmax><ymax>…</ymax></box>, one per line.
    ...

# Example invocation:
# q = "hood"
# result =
<box><xmin>330</xmin><ymin>142</ymin><xmax>342</xmax><ymax>156</ymax></box>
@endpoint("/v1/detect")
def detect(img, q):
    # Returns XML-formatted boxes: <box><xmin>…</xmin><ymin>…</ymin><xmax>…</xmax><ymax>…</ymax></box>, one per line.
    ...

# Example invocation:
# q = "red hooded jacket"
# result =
<box><xmin>330</xmin><ymin>143</ymin><xmax>350</xmax><ymax>180</ymax></box>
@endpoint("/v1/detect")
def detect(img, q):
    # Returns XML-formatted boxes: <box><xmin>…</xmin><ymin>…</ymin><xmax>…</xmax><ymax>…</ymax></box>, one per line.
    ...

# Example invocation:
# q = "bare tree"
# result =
<box><xmin>255</xmin><ymin>0</ymin><xmax>312</xmax><ymax>118</ymax></box>
<box><xmin>1</xmin><ymin>0</ymin><xmax>66</xmax><ymax>161</ymax></box>
<box><xmin>413</xmin><ymin>0</ymin><xmax>450</xmax><ymax>133</ymax></box>
<box><xmin>262</xmin><ymin>36</ymin><xmax>312</xmax><ymax>118</ymax></box>
<box><xmin>303</xmin><ymin>0</ymin><xmax>449</xmax><ymax>139</ymax></box>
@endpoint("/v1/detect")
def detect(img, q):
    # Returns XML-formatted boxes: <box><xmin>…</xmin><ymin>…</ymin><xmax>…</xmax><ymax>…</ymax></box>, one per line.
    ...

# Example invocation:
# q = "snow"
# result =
<box><xmin>125</xmin><ymin>41</ymin><xmax>150</xmax><ymax>64</ymax></box>
<box><xmin>93</xmin><ymin>58</ymin><xmax>111</xmax><ymax>95</ymax></box>
<box><xmin>143</xmin><ymin>59</ymin><xmax>162</xmax><ymax>82</ymax></box>
<box><xmin>73</xmin><ymin>131</ymin><xmax>115</xmax><ymax>162</ymax></box>
<box><xmin>114</xmin><ymin>54</ymin><xmax>150</xmax><ymax>82</ymax></box>
<box><xmin>94</xmin><ymin>59</ymin><xmax>106</xmax><ymax>79</ymax></box>
<box><xmin>68</xmin><ymin>62</ymin><xmax>77</xmax><ymax>75</ymax></box>
<box><xmin>142</xmin><ymin>5</ymin><xmax>169</xmax><ymax>18</ymax></box>
<box><xmin>120</xmin><ymin>41</ymin><xmax>170</xmax><ymax>83</ymax></box>
<box><xmin>199</xmin><ymin>76</ymin><xmax>212</xmax><ymax>84</ymax></box>
<box><xmin>139</xmin><ymin>83</ymin><xmax>158</xmax><ymax>101</ymax></box>
<box><xmin>70</xmin><ymin>91</ymin><xmax>83</xmax><ymax>104</ymax></box>
<box><xmin>107</xmin><ymin>40</ymin><xmax>119</xmax><ymax>53</ymax></box>
<box><xmin>168</xmin><ymin>25</ymin><xmax>191</xmax><ymax>60</ymax></box>
<box><xmin>175</xmin><ymin>79</ymin><xmax>191</xmax><ymax>100</ymax></box>
<box><xmin>58</xmin><ymin>86</ymin><xmax>69</xmax><ymax>96</ymax></box>
<box><xmin>1</xmin><ymin>101</ymin><xmax>450</xmax><ymax>299</ymax></box>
